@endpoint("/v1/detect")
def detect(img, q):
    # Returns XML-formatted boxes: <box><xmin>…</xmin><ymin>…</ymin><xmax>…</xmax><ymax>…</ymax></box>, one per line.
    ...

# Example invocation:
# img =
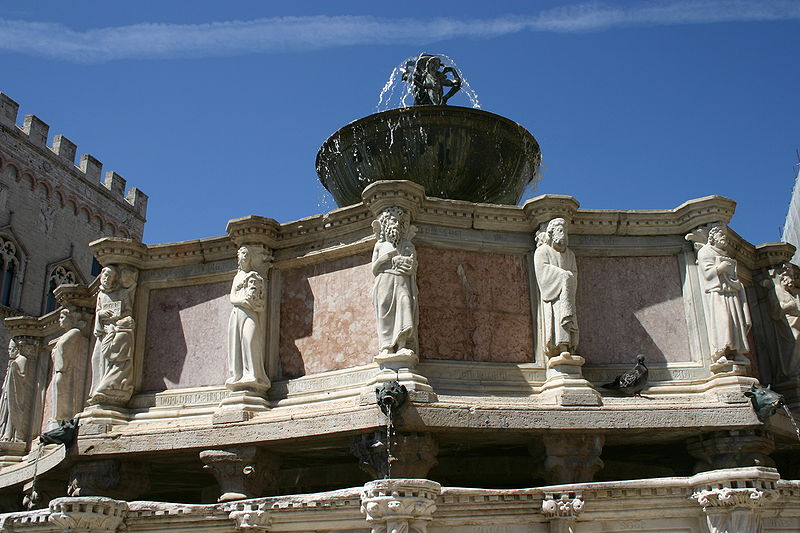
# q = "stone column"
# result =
<box><xmin>352</xmin><ymin>431</ymin><xmax>438</xmax><ymax>480</ymax></box>
<box><xmin>541</xmin><ymin>491</ymin><xmax>584</xmax><ymax>533</ymax></box>
<box><xmin>361</xmin><ymin>478</ymin><xmax>440</xmax><ymax>533</ymax></box>
<box><xmin>361</xmin><ymin>181</ymin><xmax>436</xmax><ymax>403</ymax></box>
<box><xmin>200</xmin><ymin>445</ymin><xmax>281</xmax><ymax>502</ymax></box>
<box><xmin>67</xmin><ymin>459</ymin><xmax>150</xmax><ymax>500</ymax></box>
<box><xmin>49</xmin><ymin>496</ymin><xmax>127</xmax><ymax>533</ymax></box>
<box><xmin>687</xmin><ymin>429</ymin><xmax>775</xmax><ymax>473</ymax></box>
<box><xmin>539</xmin><ymin>433</ymin><xmax>604</xmax><ymax>484</ymax></box>
<box><xmin>215</xmin><ymin>216</ymin><xmax>279</xmax><ymax>424</ymax></box>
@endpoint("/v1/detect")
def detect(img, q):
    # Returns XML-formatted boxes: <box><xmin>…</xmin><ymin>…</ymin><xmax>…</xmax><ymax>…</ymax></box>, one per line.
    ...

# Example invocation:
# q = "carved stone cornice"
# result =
<box><xmin>226</xmin><ymin>502</ymin><xmax>272</xmax><ymax>532</ymax></box>
<box><xmin>362</xmin><ymin>180</ymin><xmax>426</xmax><ymax>219</ymax></box>
<box><xmin>89</xmin><ymin>238</ymin><xmax>148</xmax><ymax>269</ymax></box>
<box><xmin>755</xmin><ymin>242</ymin><xmax>796</xmax><ymax>269</ymax></box>
<box><xmin>227</xmin><ymin>216</ymin><xmax>280</xmax><ymax>249</ymax></box>
<box><xmin>361</xmin><ymin>478</ymin><xmax>440</xmax><ymax>533</ymax></box>
<box><xmin>54</xmin><ymin>283</ymin><xmax>95</xmax><ymax>311</ymax></box>
<box><xmin>523</xmin><ymin>195</ymin><xmax>581</xmax><ymax>230</ymax></box>
<box><xmin>48</xmin><ymin>496</ymin><xmax>128</xmax><ymax>533</ymax></box>
<box><xmin>4</xmin><ymin>315</ymin><xmax>59</xmax><ymax>339</ymax></box>
<box><xmin>541</xmin><ymin>491</ymin><xmax>584</xmax><ymax>518</ymax></box>
<box><xmin>690</xmin><ymin>466</ymin><xmax>781</xmax><ymax>512</ymax></box>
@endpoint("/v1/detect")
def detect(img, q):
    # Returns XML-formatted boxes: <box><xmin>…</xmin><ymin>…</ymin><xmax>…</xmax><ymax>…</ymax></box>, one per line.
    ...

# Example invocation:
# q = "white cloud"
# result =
<box><xmin>0</xmin><ymin>1</ymin><xmax>798</xmax><ymax>63</ymax></box>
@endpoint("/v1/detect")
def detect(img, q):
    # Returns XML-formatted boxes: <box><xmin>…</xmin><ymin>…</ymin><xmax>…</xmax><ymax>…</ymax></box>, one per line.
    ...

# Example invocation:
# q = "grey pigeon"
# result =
<box><xmin>601</xmin><ymin>355</ymin><xmax>648</xmax><ymax>396</ymax></box>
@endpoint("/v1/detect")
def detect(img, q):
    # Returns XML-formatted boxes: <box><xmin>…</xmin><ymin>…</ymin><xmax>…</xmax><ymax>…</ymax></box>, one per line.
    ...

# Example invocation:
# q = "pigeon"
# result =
<box><xmin>601</xmin><ymin>354</ymin><xmax>648</xmax><ymax>396</ymax></box>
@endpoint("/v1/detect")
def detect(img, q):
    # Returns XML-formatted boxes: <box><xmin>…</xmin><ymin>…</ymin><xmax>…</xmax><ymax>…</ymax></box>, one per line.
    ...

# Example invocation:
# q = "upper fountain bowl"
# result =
<box><xmin>316</xmin><ymin>106</ymin><xmax>541</xmax><ymax>207</ymax></box>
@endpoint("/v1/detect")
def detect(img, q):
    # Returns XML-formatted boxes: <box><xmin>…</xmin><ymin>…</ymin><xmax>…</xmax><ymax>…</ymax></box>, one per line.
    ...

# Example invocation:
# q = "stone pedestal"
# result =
<box><xmin>200</xmin><ymin>445</ymin><xmax>280</xmax><ymax>502</ymax></box>
<box><xmin>49</xmin><ymin>496</ymin><xmax>128</xmax><ymax>533</ymax></box>
<box><xmin>541</xmin><ymin>491</ymin><xmax>584</xmax><ymax>533</ymax></box>
<box><xmin>67</xmin><ymin>460</ymin><xmax>150</xmax><ymax>500</ymax></box>
<box><xmin>213</xmin><ymin>391</ymin><xmax>270</xmax><ymax>424</ymax></box>
<box><xmin>540</xmin><ymin>354</ymin><xmax>601</xmax><ymax>406</ymax></box>
<box><xmin>687</xmin><ymin>429</ymin><xmax>775</xmax><ymax>473</ymax></box>
<box><xmin>353</xmin><ymin>431</ymin><xmax>438</xmax><ymax>480</ymax></box>
<box><xmin>78</xmin><ymin>404</ymin><xmax>129</xmax><ymax>433</ymax></box>
<box><xmin>370</xmin><ymin>352</ymin><xmax>436</xmax><ymax>403</ymax></box>
<box><xmin>0</xmin><ymin>441</ymin><xmax>28</xmax><ymax>467</ymax></box>
<box><xmin>539</xmin><ymin>433</ymin><xmax>604</xmax><ymax>484</ymax></box>
<box><xmin>360</xmin><ymin>478</ymin><xmax>440</xmax><ymax>533</ymax></box>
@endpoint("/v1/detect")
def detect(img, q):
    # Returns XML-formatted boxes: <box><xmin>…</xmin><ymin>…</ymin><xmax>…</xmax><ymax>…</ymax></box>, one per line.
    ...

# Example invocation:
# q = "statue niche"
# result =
<box><xmin>50</xmin><ymin>307</ymin><xmax>89</xmax><ymax>424</ymax></box>
<box><xmin>686</xmin><ymin>225</ymin><xmax>752</xmax><ymax>367</ymax></box>
<box><xmin>761</xmin><ymin>262</ymin><xmax>800</xmax><ymax>382</ymax></box>
<box><xmin>371</xmin><ymin>207</ymin><xmax>419</xmax><ymax>363</ymax></box>
<box><xmin>534</xmin><ymin>218</ymin><xmax>579</xmax><ymax>359</ymax></box>
<box><xmin>0</xmin><ymin>338</ymin><xmax>36</xmax><ymax>442</ymax></box>
<box><xmin>88</xmin><ymin>265</ymin><xmax>137</xmax><ymax>406</ymax></box>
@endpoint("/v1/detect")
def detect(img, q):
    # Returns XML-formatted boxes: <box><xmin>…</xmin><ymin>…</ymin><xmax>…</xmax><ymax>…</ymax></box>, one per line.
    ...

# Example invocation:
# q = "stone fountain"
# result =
<box><xmin>0</xmin><ymin>55</ymin><xmax>799</xmax><ymax>533</ymax></box>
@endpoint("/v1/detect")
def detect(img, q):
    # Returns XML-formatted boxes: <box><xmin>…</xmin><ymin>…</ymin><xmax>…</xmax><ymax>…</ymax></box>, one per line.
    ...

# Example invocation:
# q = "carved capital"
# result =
<box><xmin>540</xmin><ymin>434</ymin><xmax>604</xmax><ymax>484</ymax></box>
<box><xmin>687</xmin><ymin>429</ymin><xmax>775</xmax><ymax>472</ymax></box>
<box><xmin>49</xmin><ymin>496</ymin><xmax>127</xmax><ymax>533</ymax></box>
<box><xmin>692</xmin><ymin>487</ymin><xmax>779</xmax><ymax>509</ymax></box>
<box><xmin>227</xmin><ymin>502</ymin><xmax>272</xmax><ymax>532</ymax></box>
<box><xmin>522</xmin><ymin>195</ymin><xmax>580</xmax><ymax>230</ymax></box>
<box><xmin>200</xmin><ymin>446</ymin><xmax>280</xmax><ymax>502</ymax></box>
<box><xmin>226</xmin><ymin>215</ymin><xmax>280</xmax><ymax>251</ymax></box>
<box><xmin>89</xmin><ymin>238</ymin><xmax>147</xmax><ymax>269</ymax></box>
<box><xmin>67</xmin><ymin>460</ymin><xmax>150</xmax><ymax>500</ymax></box>
<box><xmin>361</xmin><ymin>479</ymin><xmax>440</xmax><ymax>533</ymax></box>
<box><xmin>541</xmin><ymin>491</ymin><xmax>584</xmax><ymax>519</ymax></box>
<box><xmin>352</xmin><ymin>432</ymin><xmax>438</xmax><ymax>480</ymax></box>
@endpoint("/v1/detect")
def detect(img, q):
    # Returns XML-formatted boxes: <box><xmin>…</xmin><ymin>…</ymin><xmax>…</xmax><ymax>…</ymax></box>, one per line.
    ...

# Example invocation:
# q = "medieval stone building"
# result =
<box><xmin>0</xmin><ymin>92</ymin><xmax>147</xmax><ymax>376</ymax></box>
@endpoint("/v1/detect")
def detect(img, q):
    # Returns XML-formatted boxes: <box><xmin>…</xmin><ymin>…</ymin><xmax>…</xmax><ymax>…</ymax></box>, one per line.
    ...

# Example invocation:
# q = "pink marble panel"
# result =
<box><xmin>279</xmin><ymin>254</ymin><xmax>374</xmax><ymax>378</ymax></box>
<box><xmin>577</xmin><ymin>256</ymin><xmax>691</xmax><ymax>364</ymax></box>
<box><xmin>142</xmin><ymin>281</ymin><xmax>230</xmax><ymax>392</ymax></box>
<box><xmin>417</xmin><ymin>247</ymin><xmax>533</xmax><ymax>362</ymax></box>
<box><xmin>40</xmin><ymin>366</ymin><xmax>54</xmax><ymax>433</ymax></box>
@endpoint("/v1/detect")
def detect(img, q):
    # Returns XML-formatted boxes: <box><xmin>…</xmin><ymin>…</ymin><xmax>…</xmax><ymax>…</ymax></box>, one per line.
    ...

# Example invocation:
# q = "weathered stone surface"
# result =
<box><xmin>200</xmin><ymin>446</ymin><xmax>280</xmax><ymax>502</ymax></box>
<box><xmin>540</xmin><ymin>433</ymin><xmax>604</xmax><ymax>484</ymax></box>
<box><xmin>279</xmin><ymin>254</ymin><xmax>374</xmax><ymax>378</ymax></box>
<box><xmin>417</xmin><ymin>247</ymin><xmax>533</xmax><ymax>362</ymax></box>
<box><xmin>67</xmin><ymin>460</ymin><xmax>150</xmax><ymax>500</ymax></box>
<box><xmin>353</xmin><ymin>431</ymin><xmax>438</xmax><ymax>480</ymax></box>
<box><xmin>142</xmin><ymin>281</ymin><xmax>229</xmax><ymax>391</ymax></box>
<box><xmin>687</xmin><ymin>429</ymin><xmax>775</xmax><ymax>473</ymax></box>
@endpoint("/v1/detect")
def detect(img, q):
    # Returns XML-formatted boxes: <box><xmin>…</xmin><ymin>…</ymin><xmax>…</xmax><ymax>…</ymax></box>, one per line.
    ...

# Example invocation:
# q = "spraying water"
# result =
<box><xmin>377</xmin><ymin>53</ymin><xmax>481</xmax><ymax>112</ymax></box>
<box><xmin>783</xmin><ymin>404</ymin><xmax>800</xmax><ymax>442</ymax></box>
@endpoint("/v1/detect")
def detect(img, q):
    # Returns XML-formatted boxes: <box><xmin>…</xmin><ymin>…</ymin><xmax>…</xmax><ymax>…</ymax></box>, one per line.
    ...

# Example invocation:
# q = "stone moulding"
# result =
<box><xmin>1</xmin><ymin>468</ymin><xmax>797</xmax><ymax>532</ymax></box>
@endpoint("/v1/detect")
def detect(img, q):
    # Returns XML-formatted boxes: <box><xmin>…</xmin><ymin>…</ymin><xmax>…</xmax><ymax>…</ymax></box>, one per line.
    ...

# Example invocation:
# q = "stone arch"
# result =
<box><xmin>0</xmin><ymin>231</ymin><xmax>27</xmax><ymax>309</ymax></box>
<box><xmin>42</xmin><ymin>258</ymin><xmax>85</xmax><ymax>314</ymax></box>
<box><xmin>22</xmin><ymin>172</ymin><xmax>36</xmax><ymax>190</ymax></box>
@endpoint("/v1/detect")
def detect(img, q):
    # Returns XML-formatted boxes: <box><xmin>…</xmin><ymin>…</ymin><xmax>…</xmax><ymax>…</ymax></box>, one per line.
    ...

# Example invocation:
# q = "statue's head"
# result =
<box><xmin>375</xmin><ymin>207</ymin><xmax>407</xmax><ymax>245</ymax></box>
<box><xmin>58</xmin><ymin>308</ymin><xmax>72</xmax><ymax>329</ymax></box>
<box><xmin>546</xmin><ymin>218</ymin><xmax>568</xmax><ymax>251</ymax></box>
<box><xmin>779</xmin><ymin>264</ymin><xmax>797</xmax><ymax>292</ymax></box>
<box><xmin>708</xmin><ymin>225</ymin><xmax>728</xmax><ymax>248</ymax></box>
<box><xmin>100</xmin><ymin>265</ymin><xmax>118</xmax><ymax>291</ymax></box>
<box><xmin>8</xmin><ymin>339</ymin><xmax>19</xmax><ymax>359</ymax></box>
<box><xmin>237</xmin><ymin>246</ymin><xmax>252</xmax><ymax>271</ymax></box>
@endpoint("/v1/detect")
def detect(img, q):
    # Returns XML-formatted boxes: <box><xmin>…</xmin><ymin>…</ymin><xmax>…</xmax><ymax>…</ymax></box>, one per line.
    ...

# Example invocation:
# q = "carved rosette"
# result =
<box><xmin>48</xmin><ymin>496</ymin><xmax>128</xmax><ymax>533</ymax></box>
<box><xmin>227</xmin><ymin>502</ymin><xmax>272</xmax><ymax>532</ymax></box>
<box><xmin>361</xmin><ymin>479</ymin><xmax>440</xmax><ymax>533</ymax></box>
<box><xmin>541</xmin><ymin>492</ymin><xmax>584</xmax><ymax>518</ymax></box>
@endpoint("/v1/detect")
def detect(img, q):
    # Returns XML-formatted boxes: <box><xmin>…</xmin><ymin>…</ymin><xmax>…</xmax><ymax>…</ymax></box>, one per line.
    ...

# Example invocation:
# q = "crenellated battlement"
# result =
<box><xmin>0</xmin><ymin>92</ymin><xmax>147</xmax><ymax>218</ymax></box>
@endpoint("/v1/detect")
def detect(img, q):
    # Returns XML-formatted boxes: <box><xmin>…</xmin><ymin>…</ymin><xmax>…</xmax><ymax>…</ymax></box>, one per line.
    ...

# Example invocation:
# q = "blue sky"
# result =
<box><xmin>0</xmin><ymin>1</ymin><xmax>798</xmax><ymax>246</ymax></box>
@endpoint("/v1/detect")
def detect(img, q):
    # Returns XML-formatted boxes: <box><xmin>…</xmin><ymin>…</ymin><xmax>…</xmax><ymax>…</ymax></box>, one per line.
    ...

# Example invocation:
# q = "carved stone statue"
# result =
<box><xmin>51</xmin><ymin>307</ymin><xmax>89</xmax><ymax>423</ymax></box>
<box><xmin>0</xmin><ymin>339</ymin><xmax>35</xmax><ymax>442</ymax></box>
<box><xmin>688</xmin><ymin>225</ymin><xmax>751</xmax><ymax>364</ymax></box>
<box><xmin>227</xmin><ymin>246</ymin><xmax>268</xmax><ymax>391</ymax></box>
<box><xmin>371</xmin><ymin>207</ymin><xmax>419</xmax><ymax>358</ymax></box>
<box><xmin>401</xmin><ymin>54</ymin><xmax>462</xmax><ymax>106</ymax></box>
<box><xmin>534</xmin><ymin>218</ymin><xmax>579</xmax><ymax>358</ymax></box>
<box><xmin>88</xmin><ymin>265</ymin><xmax>137</xmax><ymax>406</ymax></box>
<box><xmin>762</xmin><ymin>263</ymin><xmax>800</xmax><ymax>381</ymax></box>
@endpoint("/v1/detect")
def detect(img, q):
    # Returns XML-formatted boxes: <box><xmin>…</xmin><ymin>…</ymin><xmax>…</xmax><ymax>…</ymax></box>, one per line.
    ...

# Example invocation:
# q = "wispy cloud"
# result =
<box><xmin>0</xmin><ymin>1</ymin><xmax>798</xmax><ymax>63</ymax></box>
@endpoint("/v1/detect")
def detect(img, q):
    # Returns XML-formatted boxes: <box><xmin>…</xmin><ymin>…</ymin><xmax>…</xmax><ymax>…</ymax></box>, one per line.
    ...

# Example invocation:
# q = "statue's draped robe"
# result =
<box><xmin>0</xmin><ymin>353</ymin><xmax>33</xmax><ymax>441</ymax></box>
<box><xmin>770</xmin><ymin>280</ymin><xmax>800</xmax><ymax>379</ymax></box>
<box><xmin>697</xmin><ymin>244</ymin><xmax>751</xmax><ymax>359</ymax></box>
<box><xmin>90</xmin><ymin>288</ymin><xmax>135</xmax><ymax>403</ymax></box>
<box><xmin>534</xmin><ymin>244</ymin><xmax>579</xmax><ymax>356</ymax></box>
<box><xmin>227</xmin><ymin>269</ymin><xmax>267</xmax><ymax>387</ymax></box>
<box><xmin>372</xmin><ymin>239</ymin><xmax>418</xmax><ymax>353</ymax></box>
<box><xmin>52</xmin><ymin>328</ymin><xmax>88</xmax><ymax>422</ymax></box>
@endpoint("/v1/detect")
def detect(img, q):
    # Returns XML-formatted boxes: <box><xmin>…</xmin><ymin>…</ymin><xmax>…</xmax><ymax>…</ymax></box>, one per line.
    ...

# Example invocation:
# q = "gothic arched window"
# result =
<box><xmin>44</xmin><ymin>264</ymin><xmax>78</xmax><ymax>314</ymax></box>
<box><xmin>0</xmin><ymin>237</ymin><xmax>20</xmax><ymax>307</ymax></box>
